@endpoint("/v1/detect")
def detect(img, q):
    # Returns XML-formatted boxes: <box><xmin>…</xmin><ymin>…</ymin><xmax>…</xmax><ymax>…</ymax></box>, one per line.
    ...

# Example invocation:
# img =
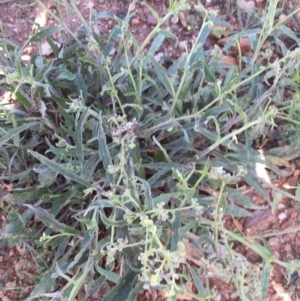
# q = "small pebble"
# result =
<box><xmin>170</xmin><ymin>15</ymin><xmax>178</xmax><ymax>24</ymax></box>
<box><xmin>107</xmin><ymin>20</ymin><xmax>114</xmax><ymax>29</ymax></box>
<box><xmin>16</xmin><ymin>245</ymin><xmax>26</xmax><ymax>256</ymax></box>
<box><xmin>145</xmin><ymin>291</ymin><xmax>151</xmax><ymax>300</ymax></box>
<box><xmin>237</xmin><ymin>0</ymin><xmax>255</xmax><ymax>12</ymax></box>
<box><xmin>5</xmin><ymin>280</ymin><xmax>16</xmax><ymax>288</ymax></box>
<box><xmin>131</xmin><ymin>17</ymin><xmax>139</xmax><ymax>26</ymax></box>
<box><xmin>287</xmin><ymin>233</ymin><xmax>296</xmax><ymax>240</ymax></box>
<box><xmin>273</xmin><ymin>250</ymin><xmax>280</xmax><ymax>259</ymax></box>
<box><xmin>147</xmin><ymin>14</ymin><xmax>158</xmax><ymax>25</ymax></box>
<box><xmin>282</xmin><ymin>220</ymin><xmax>292</xmax><ymax>230</ymax></box>
<box><xmin>182</xmin><ymin>31</ymin><xmax>192</xmax><ymax>36</ymax></box>
<box><xmin>291</xmin><ymin>211</ymin><xmax>297</xmax><ymax>219</ymax></box>
<box><xmin>293</xmin><ymin>169</ymin><xmax>300</xmax><ymax>176</ymax></box>
<box><xmin>279</xmin><ymin>14</ymin><xmax>287</xmax><ymax>22</ymax></box>
<box><xmin>268</xmin><ymin>237</ymin><xmax>279</xmax><ymax>246</ymax></box>
<box><xmin>278</xmin><ymin>212</ymin><xmax>287</xmax><ymax>220</ymax></box>
<box><xmin>154</xmin><ymin>52</ymin><xmax>164</xmax><ymax>61</ymax></box>
<box><xmin>178</xmin><ymin>12</ymin><xmax>187</xmax><ymax>27</ymax></box>
<box><xmin>129</xmin><ymin>3</ymin><xmax>136</xmax><ymax>12</ymax></box>
<box><xmin>143</xmin><ymin>7</ymin><xmax>150</xmax><ymax>15</ymax></box>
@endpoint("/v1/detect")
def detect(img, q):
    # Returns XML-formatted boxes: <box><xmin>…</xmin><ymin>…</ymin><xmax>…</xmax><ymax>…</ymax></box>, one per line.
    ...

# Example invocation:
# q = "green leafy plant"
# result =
<box><xmin>1</xmin><ymin>0</ymin><xmax>300</xmax><ymax>300</ymax></box>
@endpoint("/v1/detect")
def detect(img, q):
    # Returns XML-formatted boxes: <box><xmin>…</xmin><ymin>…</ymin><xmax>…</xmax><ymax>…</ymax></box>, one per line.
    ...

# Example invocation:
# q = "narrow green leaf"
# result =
<box><xmin>131</xmin><ymin>142</ymin><xmax>145</xmax><ymax>179</ymax></box>
<box><xmin>267</xmin><ymin>145</ymin><xmax>300</xmax><ymax>161</ymax></box>
<box><xmin>67</xmin><ymin>249</ymin><xmax>89</xmax><ymax>270</ymax></box>
<box><xmin>29</xmin><ymin>27</ymin><xmax>62</xmax><ymax>43</ymax></box>
<box><xmin>79</xmin><ymin>56</ymin><xmax>99</xmax><ymax>67</ymax></box>
<box><xmin>95</xmin><ymin>262</ymin><xmax>120</xmax><ymax>283</ymax></box>
<box><xmin>49</xmin><ymin>88</ymin><xmax>70</xmax><ymax>108</ymax></box>
<box><xmin>81</xmin><ymin>231</ymin><xmax>92</xmax><ymax>251</ymax></box>
<box><xmin>16</xmin><ymin>58</ymin><xmax>22</xmax><ymax>78</ymax></box>
<box><xmin>137</xmin><ymin>177</ymin><xmax>153</xmax><ymax>209</ymax></box>
<box><xmin>204</xmin><ymin>63</ymin><xmax>217</xmax><ymax>83</ymax></box>
<box><xmin>142</xmin><ymin>162</ymin><xmax>182</xmax><ymax>170</ymax></box>
<box><xmin>11</xmin><ymin>188</ymin><xmax>49</xmax><ymax>203</ymax></box>
<box><xmin>98</xmin><ymin>114</ymin><xmax>113</xmax><ymax>182</ymax></box>
<box><xmin>224</xmin><ymin>202</ymin><xmax>250</xmax><ymax>217</ymax></box>
<box><xmin>96</xmin><ymin>11</ymin><xmax>116</xmax><ymax>20</ymax></box>
<box><xmin>24</xmin><ymin>205</ymin><xmax>82</xmax><ymax>236</ymax></box>
<box><xmin>75</xmin><ymin>108</ymin><xmax>90</xmax><ymax>162</ymax></box>
<box><xmin>0</xmin><ymin>121</ymin><xmax>41</xmax><ymax>146</ymax></box>
<box><xmin>225</xmin><ymin>187</ymin><xmax>267</xmax><ymax>210</ymax></box>
<box><xmin>74</xmin><ymin>73</ymin><xmax>88</xmax><ymax>101</ymax></box>
<box><xmin>296</xmin><ymin>186</ymin><xmax>300</xmax><ymax>199</ymax></box>
<box><xmin>197</xmin><ymin>127</ymin><xmax>239</xmax><ymax>152</ymax></box>
<box><xmin>52</xmin><ymin>237</ymin><xmax>70</xmax><ymax>262</ymax></box>
<box><xmin>226</xmin><ymin>231</ymin><xmax>273</xmax><ymax>261</ymax></box>
<box><xmin>118</xmin><ymin>228</ymin><xmax>141</xmax><ymax>264</ymax></box>
<box><xmin>153</xmin><ymin>193</ymin><xmax>176</xmax><ymax>207</ymax></box>
<box><xmin>81</xmin><ymin>152</ymin><xmax>101</xmax><ymax>181</ymax></box>
<box><xmin>243</xmin><ymin>173</ymin><xmax>270</xmax><ymax>202</ymax></box>
<box><xmin>5</xmin><ymin>211</ymin><xmax>28</xmax><ymax>234</ymax></box>
<box><xmin>68</xmin><ymin>262</ymin><xmax>94</xmax><ymax>301</ymax></box>
<box><xmin>245</xmin><ymin>129</ymin><xmax>252</xmax><ymax>157</ymax></box>
<box><xmin>50</xmin><ymin>261</ymin><xmax>70</xmax><ymax>279</ymax></box>
<box><xmin>28</xmin><ymin>150</ymin><xmax>92</xmax><ymax>187</ymax></box>
<box><xmin>99</xmin><ymin>209</ymin><xmax>127</xmax><ymax>227</ymax></box>
<box><xmin>92</xmin><ymin>199</ymin><xmax>118</xmax><ymax>208</ymax></box>
<box><xmin>12</xmin><ymin>90</ymin><xmax>32</xmax><ymax>109</ymax></box>
<box><xmin>103</xmin><ymin>259</ymin><xmax>142</xmax><ymax>301</ymax></box>
<box><xmin>148</xmin><ymin>31</ymin><xmax>172</xmax><ymax>56</ymax></box>
<box><xmin>88</xmin><ymin>275</ymin><xmax>106</xmax><ymax>297</ymax></box>
<box><xmin>277</xmin><ymin>24</ymin><xmax>300</xmax><ymax>45</ymax></box>
<box><xmin>25</xmin><ymin>268</ymin><xmax>56</xmax><ymax>301</ymax></box>
<box><xmin>150</xmin><ymin>57</ymin><xmax>175</xmax><ymax>97</ymax></box>
<box><xmin>46</xmin><ymin>36</ymin><xmax>60</xmax><ymax>57</ymax></box>
<box><xmin>188</xmin><ymin>264</ymin><xmax>208</xmax><ymax>298</ymax></box>
<box><xmin>127</xmin><ymin>282</ymin><xmax>144</xmax><ymax>301</ymax></box>
<box><xmin>260</xmin><ymin>263</ymin><xmax>271</xmax><ymax>301</ymax></box>
<box><xmin>170</xmin><ymin>212</ymin><xmax>180</xmax><ymax>252</ymax></box>
<box><xmin>57</xmin><ymin>70</ymin><xmax>75</xmax><ymax>80</ymax></box>
<box><xmin>142</xmin><ymin>2</ymin><xmax>160</xmax><ymax>21</ymax></box>
<box><xmin>51</xmin><ymin>186</ymin><xmax>80</xmax><ymax>216</ymax></box>
<box><xmin>1</xmin><ymin>168</ymin><xmax>32</xmax><ymax>181</ymax></box>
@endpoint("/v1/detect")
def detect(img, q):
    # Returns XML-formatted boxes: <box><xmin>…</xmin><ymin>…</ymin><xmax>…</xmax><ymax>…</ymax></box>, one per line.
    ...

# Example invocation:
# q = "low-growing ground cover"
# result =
<box><xmin>1</xmin><ymin>0</ymin><xmax>300</xmax><ymax>300</ymax></box>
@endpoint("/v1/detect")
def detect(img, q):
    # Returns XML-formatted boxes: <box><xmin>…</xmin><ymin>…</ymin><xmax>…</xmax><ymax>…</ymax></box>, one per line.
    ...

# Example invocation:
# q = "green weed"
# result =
<box><xmin>0</xmin><ymin>0</ymin><xmax>300</xmax><ymax>300</ymax></box>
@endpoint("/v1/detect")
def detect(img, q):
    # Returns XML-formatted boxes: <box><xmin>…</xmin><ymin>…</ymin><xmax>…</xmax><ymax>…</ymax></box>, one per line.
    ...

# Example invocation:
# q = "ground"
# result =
<box><xmin>1</xmin><ymin>0</ymin><xmax>300</xmax><ymax>300</ymax></box>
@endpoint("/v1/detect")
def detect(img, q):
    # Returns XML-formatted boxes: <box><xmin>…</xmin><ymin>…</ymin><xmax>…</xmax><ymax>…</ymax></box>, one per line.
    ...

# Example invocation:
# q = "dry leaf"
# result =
<box><xmin>218</xmin><ymin>55</ymin><xmax>238</xmax><ymax>65</ymax></box>
<box><xmin>243</xmin><ymin>209</ymin><xmax>271</xmax><ymax>229</ymax></box>
<box><xmin>218</xmin><ymin>37</ymin><xmax>251</xmax><ymax>54</ymax></box>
